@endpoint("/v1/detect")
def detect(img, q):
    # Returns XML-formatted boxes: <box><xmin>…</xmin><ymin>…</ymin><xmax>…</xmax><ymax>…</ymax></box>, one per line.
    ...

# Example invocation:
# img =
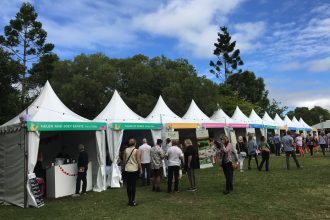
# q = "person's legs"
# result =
<box><xmin>75</xmin><ymin>173</ymin><xmax>82</xmax><ymax>194</ymax></box>
<box><xmin>259</xmin><ymin>153</ymin><xmax>265</xmax><ymax>171</ymax></box>
<box><xmin>285</xmin><ymin>151</ymin><xmax>291</xmax><ymax>170</ymax></box>
<box><xmin>187</xmin><ymin>168</ymin><xmax>193</xmax><ymax>189</ymax></box>
<box><xmin>276</xmin><ymin>143</ymin><xmax>281</xmax><ymax>156</ymax></box>
<box><xmin>265</xmin><ymin>152</ymin><xmax>270</xmax><ymax>171</ymax></box>
<box><xmin>321</xmin><ymin>144</ymin><xmax>326</xmax><ymax>156</ymax></box>
<box><xmin>167</xmin><ymin>166</ymin><xmax>174</xmax><ymax>192</ymax></box>
<box><xmin>239</xmin><ymin>156</ymin><xmax>244</xmax><ymax>171</ymax></box>
<box><xmin>228</xmin><ymin>162</ymin><xmax>233</xmax><ymax>191</ymax></box>
<box><xmin>146</xmin><ymin>163</ymin><xmax>151</xmax><ymax>185</ymax></box>
<box><xmin>254</xmin><ymin>154</ymin><xmax>259</xmax><ymax>167</ymax></box>
<box><xmin>309</xmin><ymin>145</ymin><xmax>313</xmax><ymax>156</ymax></box>
<box><xmin>191</xmin><ymin>168</ymin><xmax>196</xmax><ymax>189</ymax></box>
<box><xmin>291</xmin><ymin>151</ymin><xmax>301</xmax><ymax>168</ymax></box>
<box><xmin>248</xmin><ymin>155</ymin><xmax>252</xmax><ymax>169</ymax></box>
<box><xmin>141</xmin><ymin>163</ymin><xmax>146</xmax><ymax>185</ymax></box>
<box><xmin>126</xmin><ymin>172</ymin><xmax>132</xmax><ymax>203</ymax></box>
<box><xmin>152</xmin><ymin>169</ymin><xmax>156</xmax><ymax>191</ymax></box>
<box><xmin>131</xmin><ymin>172</ymin><xmax>138</xmax><ymax>203</ymax></box>
<box><xmin>81</xmin><ymin>171</ymin><xmax>87</xmax><ymax>193</ymax></box>
<box><xmin>173</xmin><ymin>166</ymin><xmax>180</xmax><ymax>192</ymax></box>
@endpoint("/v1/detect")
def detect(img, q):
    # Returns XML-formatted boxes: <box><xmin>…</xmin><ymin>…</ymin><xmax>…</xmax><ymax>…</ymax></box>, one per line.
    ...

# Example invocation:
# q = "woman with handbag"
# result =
<box><xmin>217</xmin><ymin>135</ymin><xmax>234</xmax><ymax>195</ymax></box>
<box><xmin>123</xmin><ymin>139</ymin><xmax>142</xmax><ymax>206</ymax></box>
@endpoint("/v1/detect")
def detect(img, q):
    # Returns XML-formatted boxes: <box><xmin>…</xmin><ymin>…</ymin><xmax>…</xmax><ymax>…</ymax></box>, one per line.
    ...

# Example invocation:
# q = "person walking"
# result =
<box><xmin>247</xmin><ymin>134</ymin><xmax>259</xmax><ymax>170</ymax></box>
<box><xmin>72</xmin><ymin>144</ymin><xmax>88</xmax><ymax>197</ymax></box>
<box><xmin>236</xmin><ymin>136</ymin><xmax>247</xmax><ymax>172</ymax></box>
<box><xmin>166</xmin><ymin>140</ymin><xmax>184</xmax><ymax>193</ymax></box>
<box><xmin>150</xmin><ymin>139</ymin><xmax>165</xmax><ymax>192</ymax></box>
<box><xmin>184</xmin><ymin>139</ymin><xmax>199</xmax><ymax>191</ymax></box>
<box><xmin>123</xmin><ymin>139</ymin><xmax>142</xmax><ymax>206</ymax></box>
<box><xmin>218</xmin><ymin>135</ymin><xmax>235</xmax><ymax>195</ymax></box>
<box><xmin>306</xmin><ymin>134</ymin><xmax>314</xmax><ymax>156</ymax></box>
<box><xmin>295</xmin><ymin>133</ymin><xmax>304</xmax><ymax>157</ymax></box>
<box><xmin>139</xmin><ymin>138</ymin><xmax>152</xmax><ymax>186</ymax></box>
<box><xmin>258</xmin><ymin>136</ymin><xmax>270</xmax><ymax>171</ymax></box>
<box><xmin>282</xmin><ymin>131</ymin><xmax>301</xmax><ymax>170</ymax></box>
<box><xmin>318</xmin><ymin>132</ymin><xmax>328</xmax><ymax>156</ymax></box>
<box><xmin>273</xmin><ymin>133</ymin><xmax>281</xmax><ymax>156</ymax></box>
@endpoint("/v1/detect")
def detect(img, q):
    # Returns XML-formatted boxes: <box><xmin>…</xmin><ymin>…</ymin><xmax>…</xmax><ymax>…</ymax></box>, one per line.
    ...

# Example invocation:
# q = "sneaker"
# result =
<box><xmin>71</xmin><ymin>193</ymin><xmax>80</xmax><ymax>197</ymax></box>
<box><xmin>240</xmin><ymin>170</ymin><xmax>244</xmax><ymax>173</ymax></box>
<box><xmin>223</xmin><ymin>190</ymin><xmax>230</xmax><ymax>195</ymax></box>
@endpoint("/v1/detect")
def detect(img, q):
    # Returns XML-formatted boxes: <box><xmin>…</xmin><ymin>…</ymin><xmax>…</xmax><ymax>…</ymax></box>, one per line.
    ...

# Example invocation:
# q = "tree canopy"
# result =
<box><xmin>287</xmin><ymin>106</ymin><xmax>330</xmax><ymax>126</ymax></box>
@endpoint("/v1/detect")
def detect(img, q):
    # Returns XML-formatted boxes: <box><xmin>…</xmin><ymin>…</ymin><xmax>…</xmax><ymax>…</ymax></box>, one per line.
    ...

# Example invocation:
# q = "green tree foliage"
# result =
<box><xmin>287</xmin><ymin>106</ymin><xmax>330</xmax><ymax>126</ymax></box>
<box><xmin>226</xmin><ymin>71</ymin><xmax>269</xmax><ymax>112</ymax></box>
<box><xmin>0</xmin><ymin>2</ymin><xmax>54</xmax><ymax>100</ymax></box>
<box><xmin>0</xmin><ymin>47</ymin><xmax>22</xmax><ymax>124</ymax></box>
<box><xmin>210</xmin><ymin>26</ymin><xmax>243</xmax><ymax>81</ymax></box>
<box><xmin>267</xmin><ymin>99</ymin><xmax>288</xmax><ymax>118</ymax></box>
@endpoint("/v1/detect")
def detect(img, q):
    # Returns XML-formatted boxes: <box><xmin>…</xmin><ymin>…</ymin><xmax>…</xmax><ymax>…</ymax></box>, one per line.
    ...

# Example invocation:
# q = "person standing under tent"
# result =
<box><xmin>184</xmin><ymin>139</ymin><xmax>199</xmax><ymax>192</ymax></box>
<box><xmin>318</xmin><ymin>132</ymin><xmax>328</xmax><ymax>156</ymax></box>
<box><xmin>123</xmin><ymin>139</ymin><xmax>142</xmax><ymax>206</ymax></box>
<box><xmin>166</xmin><ymin>140</ymin><xmax>184</xmax><ymax>193</ymax></box>
<box><xmin>162</xmin><ymin>138</ymin><xmax>172</xmax><ymax>177</ymax></box>
<box><xmin>151</xmin><ymin>139</ymin><xmax>165</xmax><ymax>192</ymax></box>
<box><xmin>258</xmin><ymin>136</ymin><xmax>270</xmax><ymax>172</ymax></box>
<box><xmin>236</xmin><ymin>136</ymin><xmax>247</xmax><ymax>172</ymax></box>
<box><xmin>306</xmin><ymin>134</ymin><xmax>314</xmax><ymax>156</ymax></box>
<box><xmin>273</xmin><ymin>133</ymin><xmax>281</xmax><ymax>156</ymax></box>
<box><xmin>72</xmin><ymin>144</ymin><xmax>88</xmax><ymax>197</ymax></box>
<box><xmin>247</xmin><ymin>134</ymin><xmax>259</xmax><ymax>170</ymax></box>
<box><xmin>139</xmin><ymin>138</ymin><xmax>152</xmax><ymax>186</ymax></box>
<box><xmin>217</xmin><ymin>135</ymin><xmax>235</xmax><ymax>195</ymax></box>
<box><xmin>295</xmin><ymin>133</ymin><xmax>304</xmax><ymax>157</ymax></box>
<box><xmin>282</xmin><ymin>131</ymin><xmax>301</xmax><ymax>170</ymax></box>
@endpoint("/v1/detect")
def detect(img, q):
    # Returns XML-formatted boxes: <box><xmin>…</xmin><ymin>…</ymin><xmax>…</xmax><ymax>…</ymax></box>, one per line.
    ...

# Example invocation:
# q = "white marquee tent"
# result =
<box><xmin>94</xmin><ymin>90</ymin><xmax>161</xmax><ymax>188</ymax></box>
<box><xmin>299</xmin><ymin>118</ymin><xmax>312</xmax><ymax>132</ymax></box>
<box><xmin>0</xmin><ymin>81</ymin><xmax>107</xmax><ymax>207</ymax></box>
<box><xmin>274</xmin><ymin>114</ymin><xmax>287</xmax><ymax>130</ymax></box>
<box><xmin>284</xmin><ymin>115</ymin><xmax>297</xmax><ymax>131</ymax></box>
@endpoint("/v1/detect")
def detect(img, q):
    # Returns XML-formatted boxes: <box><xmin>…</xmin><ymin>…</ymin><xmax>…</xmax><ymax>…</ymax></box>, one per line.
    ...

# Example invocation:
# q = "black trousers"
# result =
<box><xmin>275</xmin><ymin>143</ymin><xmax>281</xmax><ymax>156</ymax></box>
<box><xmin>259</xmin><ymin>151</ymin><xmax>270</xmax><ymax>171</ymax></box>
<box><xmin>320</xmin><ymin>144</ymin><xmax>327</xmax><ymax>156</ymax></box>
<box><xmin>222</xmin><ymin>162</ymin><xmax>233</xmax><ymax>191</ymax></box>
<box><xmin>75</xmin><ymin>171</ymin><xmax>87</xmax><ymax>194</ymax></box>
<box><xmin>308</xmin><ymin>145</ymin><xmax>314</xmax><ymax>156</ymax></box>
<box><xmin>285</xmin><ymin>151</ymin><xmax>300</xmax><ymax>169</ymax></box>
<box><xmin>248</xmin><ymin>153</ymin><xmax>259</xmax><ymax>168</ymax></box>
<box><xmin>126</xmin><ymin>171</ymin><xmax>138</xmax><ymax>202</ymax></box>
<box><xmin>167</xmin><ymin>166</ymin><xmax>180</xmax><ymax>192</ymax></box>
<box><xmin>141</xmin><ymin>163</ymin><xmax>151</xmax><ymax>185</ymax></box>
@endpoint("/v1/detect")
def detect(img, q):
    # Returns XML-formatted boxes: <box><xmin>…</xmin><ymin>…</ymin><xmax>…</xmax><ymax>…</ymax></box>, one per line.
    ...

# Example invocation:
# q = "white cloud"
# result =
<box><xmin>278</xmin><ymin>62</ymin><xmax>300</xmax><ymax>71</ymax></box>
<box><xmin>307</xmin><ymin>57</ymin><xmax>330</xmax><ymax>72</ymax></box>
<box><xmin>133</xmin><ymin>0</ymin><xmax>246</xmax><ymax>58</ymax></box>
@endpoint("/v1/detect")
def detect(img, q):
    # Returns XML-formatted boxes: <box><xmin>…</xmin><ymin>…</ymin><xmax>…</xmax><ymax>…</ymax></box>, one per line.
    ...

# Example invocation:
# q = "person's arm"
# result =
<box><xmin>222</xmin><ymin>143</ymin><xmax>232</xmax><ymax>153</ymax></box>
<box><xmin>136</xmin><ymin>150</ymin><xmax>142</xmax><ymax>174</ymax></box>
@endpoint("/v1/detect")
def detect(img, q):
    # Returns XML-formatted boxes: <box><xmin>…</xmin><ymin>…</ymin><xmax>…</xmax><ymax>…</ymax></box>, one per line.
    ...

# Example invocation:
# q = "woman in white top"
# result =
<box><xmin>123</xmin><ymin>139</ymin><xmax>142</xmax><ymax>206</ymax></box>
<box><xmin>166</xmin><ymin>139</ymin><xmax>183</xmax><ymax>193</ymax></box>
<box><xmin>295</xmin><ymin>133</ymin><xmax>304</xmax><ymax>157</ymax></box>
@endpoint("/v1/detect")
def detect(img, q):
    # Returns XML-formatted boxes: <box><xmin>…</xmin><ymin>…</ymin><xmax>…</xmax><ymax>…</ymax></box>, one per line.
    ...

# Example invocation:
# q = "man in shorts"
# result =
<box><xmin>150</xmin><ymin>139</ymin><xmax>165</xmax><ymax>192</ymax></box>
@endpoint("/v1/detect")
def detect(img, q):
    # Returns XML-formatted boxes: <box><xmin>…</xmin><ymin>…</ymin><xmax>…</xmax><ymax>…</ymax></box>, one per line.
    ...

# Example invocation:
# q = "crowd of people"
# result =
<box><xmin>119</xmin><ymin>131</ymin><xmax>330</xmax><ymax>207</ymax></box>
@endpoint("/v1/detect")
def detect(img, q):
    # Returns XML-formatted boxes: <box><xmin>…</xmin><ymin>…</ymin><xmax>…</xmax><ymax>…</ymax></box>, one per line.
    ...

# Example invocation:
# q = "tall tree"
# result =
<box><xmin>0</xmin><ymin>2</ymin><xmax>54</xmax><ymax>102</ymax></box>
<box><xmin>267</xmin><ymin>99</ymin><xmax>288</xmax><ymax>118</ymax></box>
<box><xmin>226</xmin><ymin>71</ymin><xmax>269</xmax><ymax>111</ymax></box>
<box><xmin>287</xmin><ymin>106</ymin><xmax>330</xmax><ymax>126</ymax></box>
<box><xmin>0</xmin><ymin>47</ymin><xmax>22</xmax><ymax>124</ymax></box>
<box><xmin>210</xmin><ymin>26</ymin><xmax>244</xmax><ymax>81</ymax></box>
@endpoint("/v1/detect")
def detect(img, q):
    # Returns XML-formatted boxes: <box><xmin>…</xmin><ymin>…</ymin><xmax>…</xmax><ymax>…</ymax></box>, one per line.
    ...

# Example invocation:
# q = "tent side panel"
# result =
<box><xmin>0</xmin><ymin>130</ymin><xmax>25</xmax><ymax>207</ymax></box>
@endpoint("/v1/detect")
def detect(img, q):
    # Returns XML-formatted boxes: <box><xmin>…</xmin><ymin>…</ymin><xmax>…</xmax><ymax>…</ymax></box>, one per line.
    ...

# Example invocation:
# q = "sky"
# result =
<box><xmin>1</xmin><ymin>0</ymin><xmax>330</xmax><ymax>111</ymax></box>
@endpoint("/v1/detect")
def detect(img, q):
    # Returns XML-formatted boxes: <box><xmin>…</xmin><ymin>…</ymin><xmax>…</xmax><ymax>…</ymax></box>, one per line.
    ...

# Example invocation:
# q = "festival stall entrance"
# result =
<box><xmin>231</xmin><ymin>107</ymin><xmax>252</xmax><ymax>145</ymax></box>
<box><xmin>274</xmin><ymin>114</ymin><xmax>287</xmax><ymax>136</ymax></box>
<box><xmin>94</xmin><ymin>90</ymin><xmax>161</xmax><ymax>188</ymax></box>
<box><xmin>262</xmin><ymin>112</ymin><xmax>277</xmax><ymax>139</ymax></box>
<box><xmin>248</xmin><ymin>109</ymin><xmax>266</xmax><ymax>144</ymax></box>
<box><xmin>0</xmin><ymin>81</ymin><xmax>106</xmax><ymax>208</ymax></box>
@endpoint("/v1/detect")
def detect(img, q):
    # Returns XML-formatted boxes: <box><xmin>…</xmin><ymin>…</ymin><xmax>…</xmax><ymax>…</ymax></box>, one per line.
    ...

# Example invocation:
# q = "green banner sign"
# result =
<box><xmin>27</xmin><ymin>121</ymin><xmax>106</xmax><ymax>131</ymax></box>
<box><xmin>111</xmin><ymin>123</ymin><xmax>162</xmax><ymax>130</ymax></box>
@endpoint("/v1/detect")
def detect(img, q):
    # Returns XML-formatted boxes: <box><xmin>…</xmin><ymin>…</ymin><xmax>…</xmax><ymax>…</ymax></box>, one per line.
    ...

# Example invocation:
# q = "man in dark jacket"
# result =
<box><xmin>73</xmin><ymin>144</ymin><xmax>89</xmax><ymax>196</ymax></box>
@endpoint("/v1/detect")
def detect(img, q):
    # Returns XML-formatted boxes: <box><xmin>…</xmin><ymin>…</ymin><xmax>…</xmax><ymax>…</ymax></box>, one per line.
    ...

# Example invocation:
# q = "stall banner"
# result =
<box><xmin>196</xmin><ymin>129</ymin><xmax>209</xmax><ymax>140</ymax></box>
<box><xmin>197</xmin><ymin>139</ymin><xmax>213</xmax><ymax>169</ymax></box>
<box><xmin>165</xmin><ymin>131</ymin><xmax>179</xmax><ymax>140</ymax></box>
<box><xmin>111</xmin><ymin>122</ymin><xmax>162</xmax><ymax>130</ymax></box>
<box><xmin>27</xmin><ymin>122</ymin><xmax>106</xmax><ymax>131</ymax></box>
<box><xmin>28</xmin><ymin>173</ymin><xmax>44</xmax><ymax>208</ymax></box>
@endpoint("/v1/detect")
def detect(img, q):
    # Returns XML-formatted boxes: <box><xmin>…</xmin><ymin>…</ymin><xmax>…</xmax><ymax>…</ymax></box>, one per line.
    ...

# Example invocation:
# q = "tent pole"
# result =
<box><xmin>23</xmin><ymin>109</ymin><xmax>29</xmax><ymax>208</ymax></box>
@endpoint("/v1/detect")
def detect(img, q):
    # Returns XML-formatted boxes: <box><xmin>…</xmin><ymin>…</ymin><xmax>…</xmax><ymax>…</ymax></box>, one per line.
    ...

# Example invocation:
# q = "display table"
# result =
<box><xmin>46</xmin><ymin>162</ymin><xmax>92</xmax><ymax>198</ymax></box>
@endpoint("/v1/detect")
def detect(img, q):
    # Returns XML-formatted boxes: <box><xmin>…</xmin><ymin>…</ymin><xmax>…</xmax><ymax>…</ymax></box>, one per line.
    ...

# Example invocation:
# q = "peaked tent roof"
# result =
<box><xmin>231</xmin><ymin>106</ymin><xmax>251</xmax><ymax>125</ymax></box>
<box><xmin>210</xmin><ymin>109</ymin><xmax>233</xmax><ymax>124</ymax></box>
<box><xmin>292</xmin><ymin>116</ymin><xmax>304</xmax><ymax>130</ymax></box>
<box><xmin>274</xmin><ymin>114</ymin><xmax>287</xmax><ymax>128</ymax></box>
<box><xmin>249</xmin><ymin>109</ymin><xmax>264</xmax><ymax>128</ymax></box>
<box><xmin>182</xmin><ymin>100</ymin><xmax>224</xmax><ymax>128</ymax></box>
<box><xmin>299</xmin><ymin>118</ymin><xmax>312</xmax><ymax>131</ymax></box>
<box><xmin>1</xmin><ymin>81</ymin><xmax>105</xmax><ymax>132</ymax></box>
<box><xmin>1</xmin><ymin>81</ymin><xmax>90</xmax><ymax>127</ymax></box>
<box><xmin>284</xmin><ymin>115</ymin><xmax>297</xmax><ymax>130</ymax></box>
<box><xmin>262</xmin><ymin>112</ymin><xmax>277</xmax><ymax>128</ymax></box>
<box><xmin>145</xmin><ymin>96</ymin><xmax>198</xmax><ymax>128</ymax></box>
<box><xmin>94</xmin><ymin>90</ymin><xmax>147</xmax><ymax>123</ymax></box>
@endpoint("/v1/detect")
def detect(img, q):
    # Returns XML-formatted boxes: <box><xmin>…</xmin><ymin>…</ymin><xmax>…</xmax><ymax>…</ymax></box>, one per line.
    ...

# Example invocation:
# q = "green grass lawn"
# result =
<box><xmin>1</xmin><ymin>154</ymin><xmax>330</xmax><ymax>220</ymax></box>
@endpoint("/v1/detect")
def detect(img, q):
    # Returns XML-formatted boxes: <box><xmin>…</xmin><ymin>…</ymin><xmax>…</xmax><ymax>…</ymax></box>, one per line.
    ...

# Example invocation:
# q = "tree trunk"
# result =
<box><xmin>22</xmin><ymin>29</ymin><xmax>27</xmax><ymax>106</ymax></box>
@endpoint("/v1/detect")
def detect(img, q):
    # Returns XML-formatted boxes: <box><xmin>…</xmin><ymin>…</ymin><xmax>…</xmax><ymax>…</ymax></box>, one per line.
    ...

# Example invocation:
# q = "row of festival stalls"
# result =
<box><xmin>0</xmin><ymin>82</ymin><xmax>107</xmax><ymax>208</ymax></box>
<box><xmin>93</xmin><ymin>90</ymin><xmax>162</xmax><ymax>188</ymax></box>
